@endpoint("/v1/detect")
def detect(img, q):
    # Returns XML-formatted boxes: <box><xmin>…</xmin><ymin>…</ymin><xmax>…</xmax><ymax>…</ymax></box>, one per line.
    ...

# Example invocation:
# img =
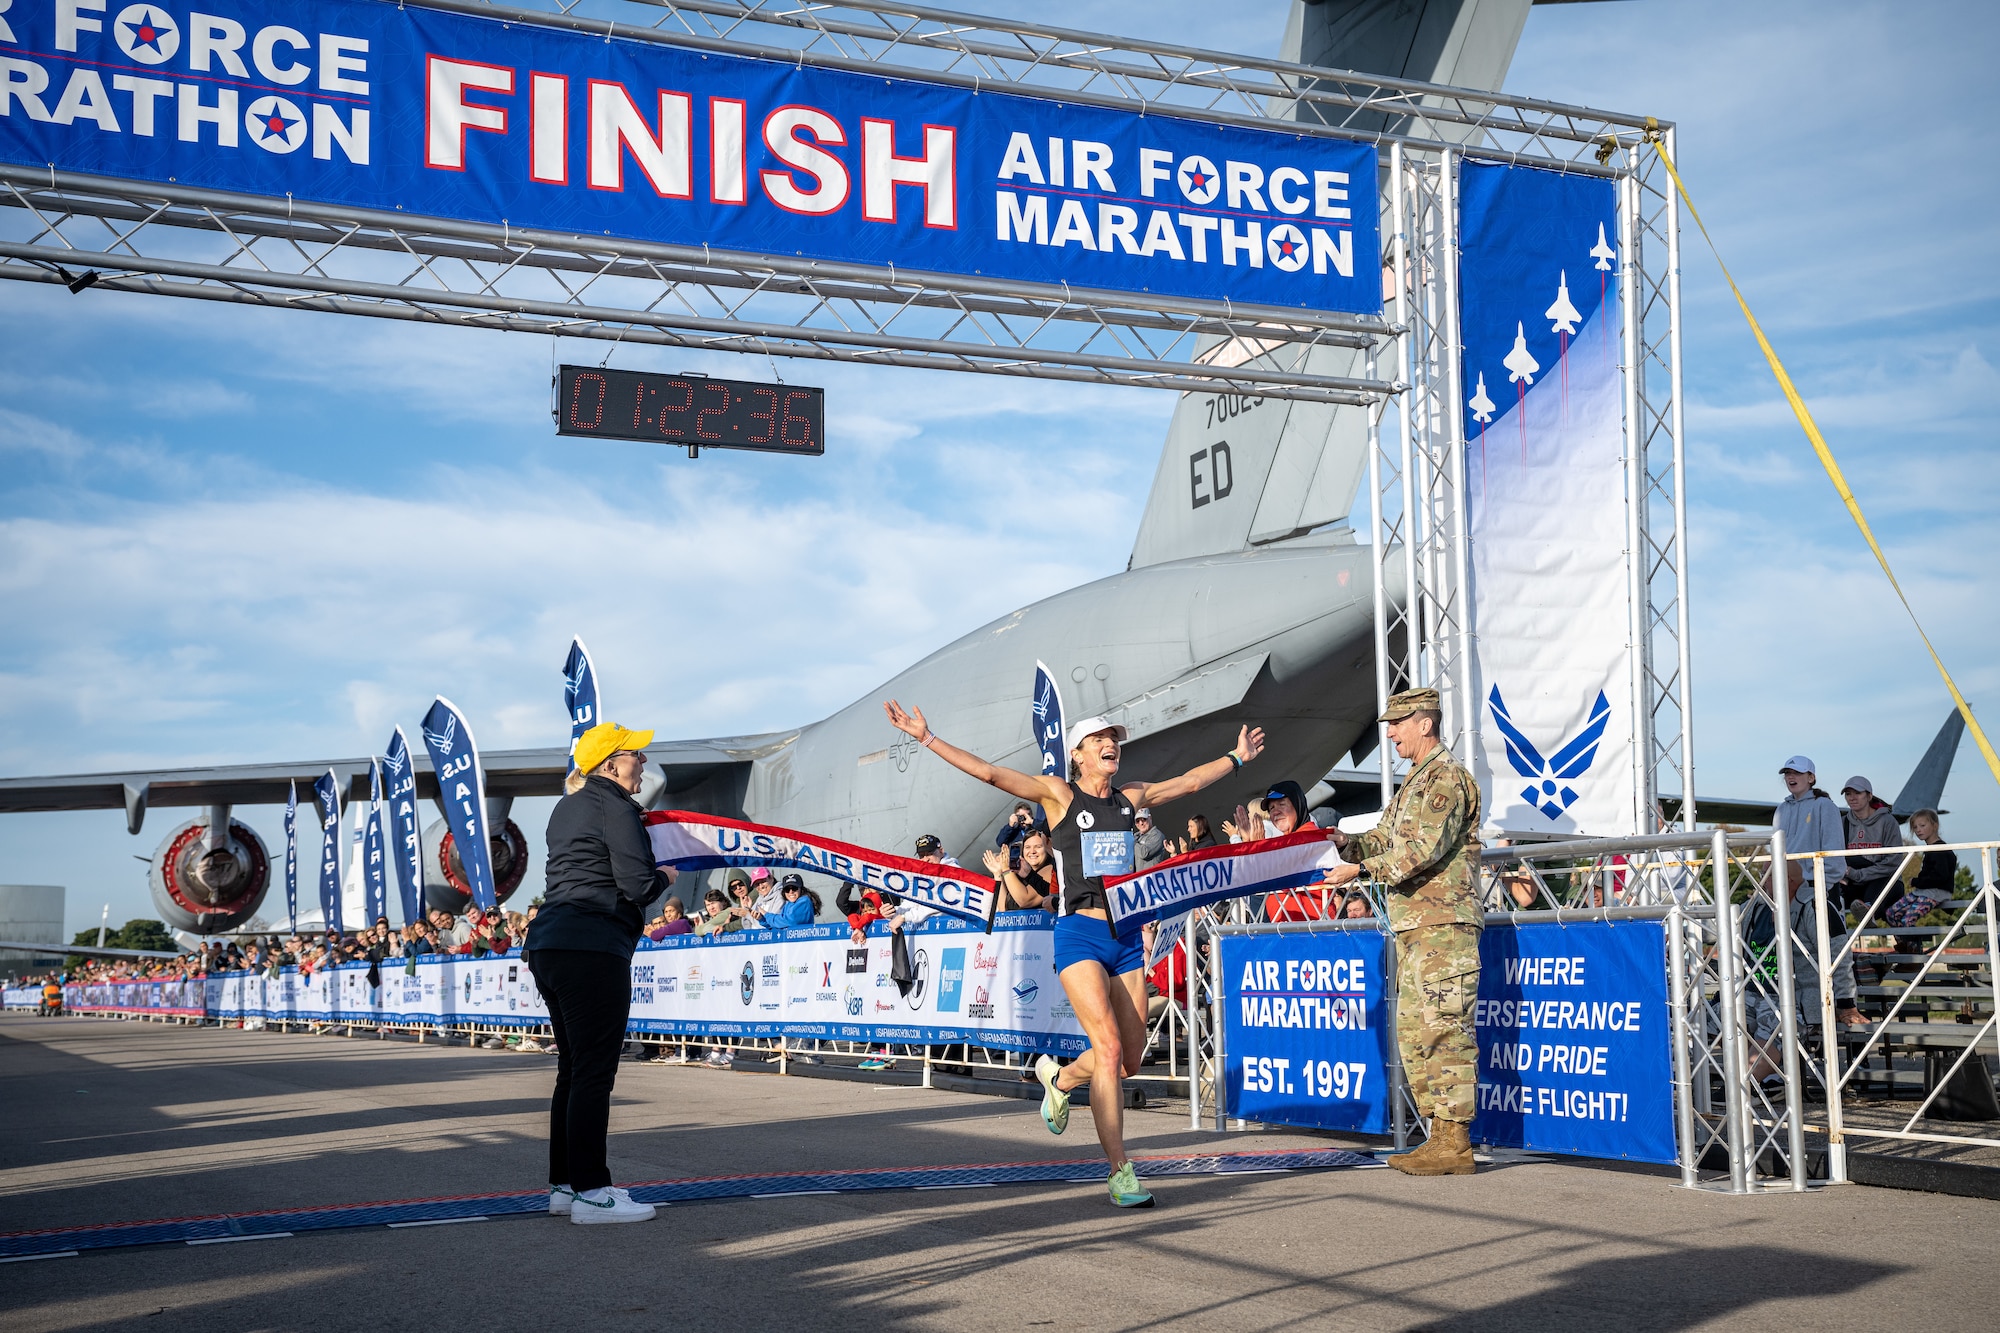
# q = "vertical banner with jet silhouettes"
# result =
<box><xmin>312</xmin><ymin>770</ymin><xmax>343</xmax><ymax>934</ymax></box>
<box><xmin>1032</xmin><ymin>661</ymin><xmax>1066</xmax><ymax>780</ymax></box>
<box><xmin>283</xmin><ymin>781</ymin><xmax>299</xmax><ymax>934</ymax></box>
<box><xmin>1459</xmin><ymin>163</ymin><xmax>1637</xmax><ymax>836</ymax></box>
<box><xmin>383</xmin><ymin>728</ymin><xmax>425</xmax><ymax>927</ymax></box>
<box><xmin>565</xmin><ymin>639</ymin><xmax>600</xmax><ymax>777</ymax></box>
<box><xmin>421</xmin><ymin>698</ymin><xmax>498</xmax><ymax>912</ymax></box>
<box><xmin>363</xmin><ymin>761</ymin><xmax>389</xmax><ymax>926</ymax></box>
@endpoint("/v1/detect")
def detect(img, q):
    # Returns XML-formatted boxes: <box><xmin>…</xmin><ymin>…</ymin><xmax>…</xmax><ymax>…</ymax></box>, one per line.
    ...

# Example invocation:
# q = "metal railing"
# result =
<box><xmin>1783</xmin><ymin>839</ymin><xmax>1999</xmax><ymax>1178</ymax></box>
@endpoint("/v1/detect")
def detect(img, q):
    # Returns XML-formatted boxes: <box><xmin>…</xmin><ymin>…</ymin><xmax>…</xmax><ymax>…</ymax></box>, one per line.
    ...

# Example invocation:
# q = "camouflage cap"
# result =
<box><xmin>1382</xmin><ymin>687</ymin><xmax>1440</xmax><ymax>721</ymax></box>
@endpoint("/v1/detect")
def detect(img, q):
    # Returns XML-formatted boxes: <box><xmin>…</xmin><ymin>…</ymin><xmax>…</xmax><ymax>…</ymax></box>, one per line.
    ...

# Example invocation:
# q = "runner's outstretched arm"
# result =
<box><xmin>883</xmin><ymin>700</ymin><xmax>1067</xmax><ymax>815</ymax></box>
<box><xmin>1123</xmin><ymin>724</ymin><xmax>1267</xmax><ymax>809</ymax></box>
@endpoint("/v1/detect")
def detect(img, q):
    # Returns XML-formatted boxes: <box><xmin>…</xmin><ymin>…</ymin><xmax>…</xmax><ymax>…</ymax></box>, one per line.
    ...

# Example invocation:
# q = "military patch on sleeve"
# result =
<box><xmin>1428</xmin><ymin>791</ymin><xmax>1449</xmax><ymax>812</ymax></box>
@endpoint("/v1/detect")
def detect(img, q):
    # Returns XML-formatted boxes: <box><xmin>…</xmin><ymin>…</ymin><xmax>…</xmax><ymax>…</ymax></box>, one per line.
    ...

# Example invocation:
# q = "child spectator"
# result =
<box><xmin>841</xmin><ymin>887</ymin><xmax>886</xmax><ymax>942</ymax></box>
<box><xmin>1885</xmin><ymin>809</ymin><xmax>1959</xmax><ymax>926</ymax></box>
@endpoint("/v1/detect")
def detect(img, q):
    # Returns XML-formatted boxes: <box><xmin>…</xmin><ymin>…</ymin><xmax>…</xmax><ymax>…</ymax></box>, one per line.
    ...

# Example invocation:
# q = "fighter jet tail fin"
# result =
<box><xmin>1892</xmin><ymin>709</ymin><xmax>1966</xmax><ymax>819</ymax></box>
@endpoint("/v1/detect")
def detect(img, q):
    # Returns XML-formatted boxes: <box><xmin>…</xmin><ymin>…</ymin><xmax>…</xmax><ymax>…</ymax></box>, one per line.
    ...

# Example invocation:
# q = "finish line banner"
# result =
<box><xmin>1105</xmin><ymin>829</ymin><xmax>1342</xmax><ymax>932</ymax></box>
<box><xmin>0</xmin><ymin>0</ymin><xmax>1380</xmax><ymax>313</ymax></box>
<box><xmin>646</xmin><ymin>811</ymin><xmax>1000</xmax><ymax>931</ymax></box>
<box><xmin>1471</xmin><ymin>920</ymin><xmax>1676</xmax><ymax>1164</ymax></box>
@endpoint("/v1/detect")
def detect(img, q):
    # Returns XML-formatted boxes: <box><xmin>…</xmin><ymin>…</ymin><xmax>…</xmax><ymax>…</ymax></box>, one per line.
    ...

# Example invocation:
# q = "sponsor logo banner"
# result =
<box><xmin>0</xmin><ymin>0</ymin><xmax>1380</xmax><ymax>313</ymax></box>
<box><xmin>184</xmin><ymin>917</ymin><xmax>1086</xmax><ymax>1054</ymax></box>
<box><xmin>646</xmin><ymin>810</ymin><xmax>999</xmax><ymax>930</ymax></box>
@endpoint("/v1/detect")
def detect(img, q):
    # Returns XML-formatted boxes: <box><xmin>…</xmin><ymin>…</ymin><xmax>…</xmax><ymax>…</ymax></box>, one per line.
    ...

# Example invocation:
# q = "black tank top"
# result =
<box><xmin>1048</xmin><ymin>781</ymin><xmax>1137</xmax><ymax>914</ymax></box>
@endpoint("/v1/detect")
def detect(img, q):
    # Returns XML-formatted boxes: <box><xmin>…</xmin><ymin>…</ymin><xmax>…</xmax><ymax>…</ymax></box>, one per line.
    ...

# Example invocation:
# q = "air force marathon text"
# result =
<box><xmin>0</xmin><ymin>0</ymin><xmax>1383</xmax><ymax>312</ymax></box>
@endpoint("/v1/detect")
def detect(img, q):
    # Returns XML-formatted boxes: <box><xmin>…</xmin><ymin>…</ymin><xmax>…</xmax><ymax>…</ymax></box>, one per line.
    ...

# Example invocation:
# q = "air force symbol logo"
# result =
<box><xmin>422</xmin><ymin>714</ymin><xmax>457</xmax><ymax>755</ymax></box>
<box><xmin>1488</xmin><ymin>685</ymin><xmax>1611</xmax><ymax>821</ymax></box>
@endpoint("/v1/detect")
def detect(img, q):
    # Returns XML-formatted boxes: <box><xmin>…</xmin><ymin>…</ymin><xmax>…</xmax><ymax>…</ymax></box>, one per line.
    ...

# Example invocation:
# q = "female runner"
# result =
<box><xmin>884</xmin><ymin>700</ymin><xmax>1263</xmax><ymax>1207</ymax></box>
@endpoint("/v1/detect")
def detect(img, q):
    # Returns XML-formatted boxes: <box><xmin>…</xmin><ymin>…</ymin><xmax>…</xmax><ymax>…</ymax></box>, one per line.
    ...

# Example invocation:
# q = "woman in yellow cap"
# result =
<box><xmin>525</xmin><ymin>721</ymin><xmax>677</xmax><ymax>1226</ymax></box>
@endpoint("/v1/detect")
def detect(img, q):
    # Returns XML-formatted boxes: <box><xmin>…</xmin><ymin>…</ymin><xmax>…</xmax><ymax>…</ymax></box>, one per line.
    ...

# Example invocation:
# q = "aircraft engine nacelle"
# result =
<box><xmin>420</xmin><ymin>818</ymin><xmax>530</xmax><ymax>915</ymax></box>
<box><xmin>148</xmin><ymin>816</ymin><xmax>271</xmax><ymax>935</ymax></box>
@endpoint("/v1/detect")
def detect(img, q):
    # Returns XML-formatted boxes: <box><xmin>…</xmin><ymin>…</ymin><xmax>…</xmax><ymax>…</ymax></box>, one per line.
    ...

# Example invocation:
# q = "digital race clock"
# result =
<box><xmin>555</xmin><ymin>365</ymin><xmax>823</xmax><ymax>456</ymax></box>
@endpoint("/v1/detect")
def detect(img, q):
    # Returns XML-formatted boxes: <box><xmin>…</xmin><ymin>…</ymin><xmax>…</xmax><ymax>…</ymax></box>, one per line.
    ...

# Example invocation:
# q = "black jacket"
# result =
<box><xmin>526</xmin><ymin>775</ymin><xmax>671</xmax><ymax>959</ymax></box>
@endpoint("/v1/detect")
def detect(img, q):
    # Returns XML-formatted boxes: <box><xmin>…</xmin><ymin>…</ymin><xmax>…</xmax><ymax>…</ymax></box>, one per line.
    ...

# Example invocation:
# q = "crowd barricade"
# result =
<box><xmin>49</xmin><ymin>917</ymin><xmax>1090</xmax><ymax>1062</ymax></box>
<box><xmin>3</xmin><ymin>985</ymin><xmax>43</xmax><ymax>1009</ymax></box>
<box><xmin>62</xmin><ymin>976</ymin><xmax>208</xmax><ymax>1018</ymax></box>
<box><xmin>1790</xmin><ymin>838</ymin><xmax>1999</xmax><ymax>1181</ymax></box>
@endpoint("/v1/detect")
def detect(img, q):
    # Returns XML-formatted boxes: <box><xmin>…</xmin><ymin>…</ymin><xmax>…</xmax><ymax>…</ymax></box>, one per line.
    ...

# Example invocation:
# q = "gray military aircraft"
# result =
<box><xmin>0</xmin><ymin>1</ymin><xmax>1682</xmax><ymax>934</ymax></box>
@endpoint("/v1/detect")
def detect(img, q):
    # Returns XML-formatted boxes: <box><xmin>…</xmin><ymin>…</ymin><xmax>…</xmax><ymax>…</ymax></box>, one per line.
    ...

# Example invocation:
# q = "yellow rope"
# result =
<box><xmin>1644</xmin><ymin>123</ymin><xmax>2000</xmax><ymax>793</ymax></box>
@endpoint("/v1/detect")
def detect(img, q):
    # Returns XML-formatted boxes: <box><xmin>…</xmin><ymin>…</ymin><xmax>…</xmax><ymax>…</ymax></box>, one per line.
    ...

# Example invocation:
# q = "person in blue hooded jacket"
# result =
<box><xmin>769</xmin><ymin>873</ymin><xmax>819</xmax><ymax>930</ymax></box>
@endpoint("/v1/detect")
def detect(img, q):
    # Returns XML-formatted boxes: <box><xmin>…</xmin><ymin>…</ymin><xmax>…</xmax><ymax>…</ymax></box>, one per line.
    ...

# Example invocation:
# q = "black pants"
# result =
<box><xmin>526</xmin><ymin>948</ymin><xmax>631</xmax><ymax>1193</ymax></box>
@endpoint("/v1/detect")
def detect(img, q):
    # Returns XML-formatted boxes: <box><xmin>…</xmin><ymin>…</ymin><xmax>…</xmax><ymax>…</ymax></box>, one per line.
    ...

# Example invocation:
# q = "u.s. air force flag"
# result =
<box><xmin>283</xmin><ymin>781</ymin><xmax>299</xmax><ymax>934</ymax></box>
<box><xmin>383</xmin><ymin>727</ymin><xmax>425</xmax><ymax>927</ymax></box>
<box><xmin>564</xmin><ymin>638</ymin><xmax>599</xmax><ymax>777</ymax></box>
<box><xmin>312</xmin><ymin>770</ymin><xmax>342</xmax><ymax>935</ymax></box>
<box><xmin>646</xmin><ymin>811</ymin><xmax>1000</xmax><ymax>931</ymax></box>
<box><xmin>420</xmin><ymin>697</ymin><xmax>498</xmax><ymax>912</ymax></box>
<box><xmin>1104</xmin><ymin>830</ymin><xmax>1343</xmax><ymax>934</ymax></box>
<box><xmin>363</xmin><ymin>760</ymin><xmax>389</xmax><ymax>926</ymax></box>
<box><xmin>1032</xmin><ymin>661</ymin><xmax>1065</xmax><ymax>779</ymax></box>
<box><xmin>1458</xmin><ymin>162</ymin><xmax>1636</xmax><ymax>837</ymax></box>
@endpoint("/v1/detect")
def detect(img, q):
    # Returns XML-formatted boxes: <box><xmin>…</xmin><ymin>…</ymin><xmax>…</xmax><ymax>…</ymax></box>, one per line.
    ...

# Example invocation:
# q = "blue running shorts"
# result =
<box><xmin>1053</xmin><ymin>914</ymin><xmax>1146</xmax><ymax>977</ymax></box>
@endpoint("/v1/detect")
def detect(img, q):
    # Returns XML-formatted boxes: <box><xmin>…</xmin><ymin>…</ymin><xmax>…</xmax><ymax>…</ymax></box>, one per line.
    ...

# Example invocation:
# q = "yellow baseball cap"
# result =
<box><xmin>573</xmin><ymin>722</ymin><xmax>655</xmax><ymax>776</ymax></box>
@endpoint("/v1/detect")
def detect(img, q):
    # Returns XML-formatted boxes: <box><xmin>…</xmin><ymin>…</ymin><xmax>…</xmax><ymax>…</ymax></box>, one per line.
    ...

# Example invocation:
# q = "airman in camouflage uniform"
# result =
<box><xmin>1324</xmin><ymin>687</ymin><xmax>1483</xmax><ymax>1176</ymax></box>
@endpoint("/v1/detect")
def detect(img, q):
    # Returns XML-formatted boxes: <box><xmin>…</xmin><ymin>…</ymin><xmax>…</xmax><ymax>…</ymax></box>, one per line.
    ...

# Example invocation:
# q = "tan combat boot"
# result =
<box><xmin>1387</xmin><ymin>1118</ymin><xmax>1476</xmax><ymax>1176</ymax></box>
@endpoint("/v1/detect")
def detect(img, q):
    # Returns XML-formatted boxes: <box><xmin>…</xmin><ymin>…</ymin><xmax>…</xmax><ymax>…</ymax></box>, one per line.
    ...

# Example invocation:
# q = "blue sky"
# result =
<box><xmin>3</xmin><ymin>0</ymin><xmax>1996</xmax><ymax>938</ymax></box>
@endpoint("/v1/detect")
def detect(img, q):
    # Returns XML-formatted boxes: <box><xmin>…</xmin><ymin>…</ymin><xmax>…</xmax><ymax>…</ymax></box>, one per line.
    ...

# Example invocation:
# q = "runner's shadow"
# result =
<box><xmin>1408</xmin><ymin>1244</ymin><xmax>1903</xmax><ymax>1332</ymax></box>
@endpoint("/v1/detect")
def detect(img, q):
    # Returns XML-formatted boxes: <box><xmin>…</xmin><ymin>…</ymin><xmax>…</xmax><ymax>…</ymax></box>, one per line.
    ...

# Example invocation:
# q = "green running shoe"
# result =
<box><xmin>1035</xmin><ymin>1054</ymin><xmax>1070</xmax><ymax>1135</ymax></box>
<box><xmin>1107</xmin><ymin>1162</ymin><xmax>1154</xmax><ymax>1209</ymax></box>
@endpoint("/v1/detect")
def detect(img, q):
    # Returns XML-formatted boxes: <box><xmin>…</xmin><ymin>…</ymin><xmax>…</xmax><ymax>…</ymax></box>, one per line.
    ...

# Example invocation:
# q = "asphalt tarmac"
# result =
<box><xmin>2</xmin><ymin>1014</ymin><xmax>1995</xmax><ymax>1331</ymax></box>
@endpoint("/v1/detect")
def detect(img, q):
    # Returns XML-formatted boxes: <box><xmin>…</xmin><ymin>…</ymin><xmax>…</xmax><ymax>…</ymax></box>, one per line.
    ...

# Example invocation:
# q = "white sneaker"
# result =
<box><xmin>548</xmin><ymin>1185</ymin><xmax>575</xmax><ymax>1216</ymax></box>
<box><xmin>570</xmin><ymin>1186</ymin><xmax>656</xmax><ymax>1225</ymax></box>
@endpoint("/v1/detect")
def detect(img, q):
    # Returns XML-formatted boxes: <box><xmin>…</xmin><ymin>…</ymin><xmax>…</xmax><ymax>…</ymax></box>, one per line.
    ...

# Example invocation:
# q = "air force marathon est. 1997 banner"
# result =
<box><xmin>1219</xmin><ymin>920</ymin><xmax>1677</xmax><ymax>1162</ymax></box>
<box><xmin>0</xmin><ymin>0</ymin><xmax>1380</xmax><ymax>313</ymax></box>
<box><xmin>1459</xmin><ymin>162</ymin><xmax>1636</xmax><ymax>838</ymax></box>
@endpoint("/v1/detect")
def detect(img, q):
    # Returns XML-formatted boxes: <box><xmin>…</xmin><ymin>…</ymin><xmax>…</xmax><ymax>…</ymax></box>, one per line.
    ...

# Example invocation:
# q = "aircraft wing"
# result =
<box><xmin>0</xmin><ymin>730</ymin><xmax>798</xmax><ymax>833</ymax></box>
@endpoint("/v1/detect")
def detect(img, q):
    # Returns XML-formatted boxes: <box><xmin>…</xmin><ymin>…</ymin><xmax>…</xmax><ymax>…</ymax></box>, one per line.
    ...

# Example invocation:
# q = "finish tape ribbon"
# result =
<box><xmin>645</xmin><ymin>811</ymin><xmax>1000</xmax><ymax>931</ymax></box>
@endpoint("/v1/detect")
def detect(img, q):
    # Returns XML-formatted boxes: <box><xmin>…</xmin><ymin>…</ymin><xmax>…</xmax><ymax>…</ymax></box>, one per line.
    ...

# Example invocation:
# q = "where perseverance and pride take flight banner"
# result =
<box><xmin>0</xmin><ymin>0</ymin><xmax>1381</xmax><ymax>313</ymax></box>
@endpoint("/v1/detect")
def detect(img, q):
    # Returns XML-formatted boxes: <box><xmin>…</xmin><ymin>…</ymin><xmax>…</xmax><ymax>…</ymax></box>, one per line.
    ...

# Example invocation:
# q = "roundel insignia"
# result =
<box><xmin>1076</xmin><ymin>810</ymin><xmax>1096</xmax><ymax>829</ymax></box>
<box><xmin>1428</xmin><ymin>791</ymin><xmax>1449</xmax><ymax>812</ymax></box>
<box><xmin>246</xmin><ymin>96</ymin><xmax>308</xmax><ymax>155</ymax></box>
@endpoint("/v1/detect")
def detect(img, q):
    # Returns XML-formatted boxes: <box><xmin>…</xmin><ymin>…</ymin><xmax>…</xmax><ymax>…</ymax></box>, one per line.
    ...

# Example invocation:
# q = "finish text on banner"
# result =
<box><xmin>1472</xmin><ymin>920</ymin><xmax>1676</xmax><ymax>1164</ymax></box>
<box><xmin>1222</xmin><ymin>930</ymin><xmax>1392</xmax><ymax>1134</ymax></box>
<box><xmin>0</xmin><ymin>0</ymin><xmax>1380</xmax><ymax>313</ymax></box>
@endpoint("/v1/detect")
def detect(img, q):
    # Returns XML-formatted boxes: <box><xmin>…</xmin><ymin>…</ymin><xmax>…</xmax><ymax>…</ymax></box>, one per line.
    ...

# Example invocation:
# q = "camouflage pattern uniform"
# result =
<box><xmin>1341</xmin><ymin>689</ymin><xmax>1483</xmax><ymax>1124</ymax></box>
